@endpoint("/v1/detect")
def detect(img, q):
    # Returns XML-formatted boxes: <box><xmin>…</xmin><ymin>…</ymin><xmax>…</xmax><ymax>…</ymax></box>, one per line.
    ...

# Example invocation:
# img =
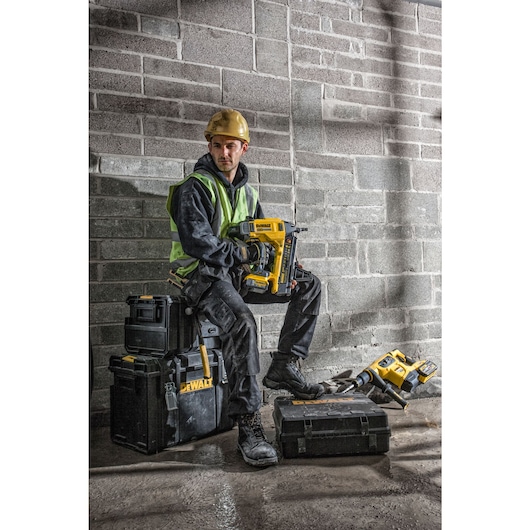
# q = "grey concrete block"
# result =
<box><xmin>332</xmin><ymin>86</ymin><xmax>392</xmax><ymax>108</ymax></box>
<box><xmin>423</xmin><ymin>241</ymin><xmax>441</xmax><ymax>272</ymax></box>
<box><xmin>90</xmin><ymin>27</ymin><xmax>178</xmax><ymax>59</ymax></box>
<box><xmin>89</xmin><ymin>70</ymin><xmax>142</xmax><ymax>94</ymax></box>
<box><xmin>257</xmin><ymin>113</ymin><xmax>290</xmax><ymax>133</ymax></box>
<box><xmin>386</xmin><ymin>274</ymin><xmax>432</xmax><ymax>308</ymax></box>
<box><xmin>292</xmin><ymin>64</ymin><xmax>357</xmax><ymax>87</ymax></box>
<box><xmin>100</xmin><ymin>239</ymin><xmax>169</xmax><ymax>260</ymax></box>
<box><xmin>292</xmin><ymin>80</ymin><xmax>323</xmax><ymax>153</ymax></box>
<box><xmin>291</xmin><ymin>0</ymin><xmax>350</xmax><ymax>19</ymax></box>
<box><xmin>93</xmin><ymin>0</ymin><xmax>178</xmax><ymax>17</ymax></box>
<box><xmin>181</xmin><ymin>25</ymin><xmax>253</xmax><ymax>70</ymax></box>
<box><xmin>384</xmin><ymin>125</ymin><xmax>440</xmax><ymax>144</ymax></box>
<box><xmin>328</xmin><ymin>241</ymin><xmax>357</xmax><ymax>259</ymax></box>
<box><xmin>244</xmin><ymin>147</ymin><xmax>291</xmax><ymax>168</ymax></box>
<box><xmin>386</xmin><ymin>191</ymin><xmax>439</xmax><ymax>225</ymax></box>
<box><xmin>90</xmin><ymin>197</ymin><xmax>143</xmax><ymax>218</ymax></box>
<box><xmin>328</xmin><ymin>190</ymin><xmax>384</xmax><ymax>207</ymax></box>
<box><xmin>98</xmin><ymin>175</ymin><xmax>178</xmax><ymax>198</ymax></box>
<box><xmin>89</xmin><ymin>7</ymin><xmax>138</xmax><ymax>30</ymax></box>
<box><xmin>144</xmin><ymin>138</ymin><xmax>206</xmax><ymax>161</ymax></box>
<box><xmin>100</xmin><ymin>261</ymin><xmax>169</xmax><ymax>282</ymax></box>
<box><xmin>90</xmin><ymin>112</ymin><xmax>141</xmax><ymax>134</ymax></box>
<box><xmin>97</xmin><ymin>93</ymin><xmax>182</xmax><ymax>118</ymax></box>
<box><xmin>141</xmin><ymin>16</ymin><xmax>179</xmax><ymax>38</ymax></box>
<box><xmin>100</xmin><ymin>155</ymin><xmax>183</xmax><ymax>178</ymax></box>
<box><xmin>144</xmin><ymin>77</ymin><xmax>221</xmax><ymax>103</ymax></box>
<box><xmin>90</xmin><ymin>134</ymin><xmax>141</xmax><ymax>156</ymax></box>
<box><xmin>328</xmin><ymin>276</ymin><xmax>386</xmax><ymax>313</ymax></box>
<box><xmin>259</xmin><ymin>168</ymin><xmax>293</xmax><ymax>186</ymax></box>
<box><xmin>358</xmin><ymin>224</ymin><xmax>414</xmax><ymax>241</ymax></box>
<box><xmin>393</xmin><ymin>94</ymin><xmax>440</xmax><ymax>115</ymax></box>
<box><xmin>296</xmin><ymin>188</ymin><xmax>325</xmax><ymax>205</ymax></box>
<box><xmin>224</xmin><ymin>70</ymin><xmax>290</xmax><ymax>114</ymax></box>
<box><xmin>366</xmin><ymin>241</ymin><xmax>423</xmax><ymax>274</ymax></box>
<box><xmin>259</xmin><ymin>204</ymin><xmax>293</xmax><ymax>222</ymax></box>
<box><xmin>296</xmin><ymin>169</ymin><xmax>354</xmax><ymax>191</ymax></box>
<box><xmin>256</xmin><ymin>1</ymin><xmax>288</xmax><ymax>41</ymax></box>
<box><xmin>90</xmin><ymin>218</ymin><xmax>144</xmax><ymax>239</ymax></box>
<box><xmin>412</xmin><ymin>160</ymin><xmax>441</xmax><ymax>192</ymax></box>
<box><xmin>256</xmin><ymin>38</ymin><xmax>289</xmax><ymax>77</ymax></box>
<box><xmin>328</xmin><ymin>205</ymin><xmax>385</xmax><ymax>224</ymax></box>
<box><xmin>250</xmin><ymin>130</ymin><xmax>290</xmax><ymax>151</ymax></box>
<box><xmin>295</xmin><ymin>152</ymin><xmax>353</xmax><ymax>172</ymax></box>
<box><xmin>89</xmin><ymin>302</ymin><xmax>129</xmax><ymax>325</ymax></box>
<box><xmin>421</xmin><ymin>145</ymin><xmax>441</xmax><ymax>161</ymax></box>
<box><xmin>143</xmin><ymin>118</ymin><xmax>205</xmax><ymax>141</ymax></box>
<box><xmin>409</xmin><ymin>307</ymin><xmax>441</xmax><ymax>325</ymax></box>
<box><xmin>323</xmin><ymin>101</ymin><xmax>364</xmax><ymax>122</ymax></box>
<box><xmin>325</xmin><ymin>121</ymin><xmax>382</xmax><ymax>156</ymax></box>
<box><xmin>259</xmin><ymin>186</ymin><xmax>293</xmax><ymax>205</ymax></box>
<box><xmin>143</xmin><ymin>58</ymin><xmax>219</xmax><ymax>85</ymax></box>
<box><xmin>296</xmin><ymin>241</ymin><xmax>326</xmax><ymax>260</ymax></box>
<box><xmin>357</xmin><ymin>157</ymin><xmax>411</xmax><ymax>191</ymax></box>
<box><xmin>181</xmin><ymin>0</ymin><xmax>252</xmax><ymax>32</ymax></box>
<box><xmin>143</xmin><ymin>198</ymin><xmax>169</xmax><ymax>218</ymax></box>
<box><xmin>295</xmin><ymin>205</ymin><xmax>326</xmax><ymax>225</ymax></box>
<box><xmin>89</xmin><ymin>49</ymin><xmax>142</xmax><ymax>73</ymax></box>
<box><xmin>385</xmin><ymin>142</ymin><xmax>420</xmax><ymax>159</ymax></box>
<box><xmin>303</xmin><ymin>257</ymin><xmax>358</xmax><ymax>281</ymax></box>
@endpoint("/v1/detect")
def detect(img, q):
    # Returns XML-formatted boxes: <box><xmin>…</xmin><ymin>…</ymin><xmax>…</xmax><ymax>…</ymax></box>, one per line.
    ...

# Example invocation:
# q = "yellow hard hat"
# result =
<box><xmin>204</xmin><ymin>108</ymin><xmax>250</xmax><ymax>144</ymax></box>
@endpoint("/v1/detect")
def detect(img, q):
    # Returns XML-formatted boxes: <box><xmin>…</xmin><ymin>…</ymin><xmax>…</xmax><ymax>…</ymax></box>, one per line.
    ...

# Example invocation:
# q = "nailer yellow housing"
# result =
<box><xmin>229</xmin><ymin>218</ymin><xmax>311</xmax><ymax>295</ymax></box>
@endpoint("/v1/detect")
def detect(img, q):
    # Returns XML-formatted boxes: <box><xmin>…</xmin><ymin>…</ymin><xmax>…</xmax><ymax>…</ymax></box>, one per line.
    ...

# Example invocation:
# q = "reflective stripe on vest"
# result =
<box><xmin>166</xmin><ymin>171</ymin><xmax>259</xmax><ymax>276</ymax></box>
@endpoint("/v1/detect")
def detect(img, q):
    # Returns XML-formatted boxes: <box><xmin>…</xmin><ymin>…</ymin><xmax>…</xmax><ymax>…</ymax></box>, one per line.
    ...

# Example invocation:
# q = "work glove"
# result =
<box><xmin>246</xmin><ymin>242</ymin><xmax>272</xmax><ymax>267</ymax></box>
<box><xmin>246</xmin><ymin>242</ymin><xmax>260</xmax><ymax>264</ymax></box>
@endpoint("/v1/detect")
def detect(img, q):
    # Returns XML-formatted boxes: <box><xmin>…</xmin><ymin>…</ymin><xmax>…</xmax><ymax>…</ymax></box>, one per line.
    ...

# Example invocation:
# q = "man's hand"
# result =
<box><xmin>246</xmin><ymin>242</ymin><xmax>272</xmax><ymax>267</ymax></box>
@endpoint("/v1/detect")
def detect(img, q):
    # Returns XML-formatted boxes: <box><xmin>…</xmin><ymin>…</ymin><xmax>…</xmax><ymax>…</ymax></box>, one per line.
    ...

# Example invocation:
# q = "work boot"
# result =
<box><xmin>263</xmin><ymin>352</ymin><xmax>325</xmax><ymax>400</ymax></box>
<box><xmin>237</xmin><ymin>412</ymin><xmax>278</xmax><ymax>467</ymax></box>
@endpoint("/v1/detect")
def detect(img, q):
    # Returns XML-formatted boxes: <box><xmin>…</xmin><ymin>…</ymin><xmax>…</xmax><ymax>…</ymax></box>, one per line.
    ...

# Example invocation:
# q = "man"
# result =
<box><xmin>166</xmin><ymin>108</ymin><xmax>324</xmax><ymax>467</ymax></box>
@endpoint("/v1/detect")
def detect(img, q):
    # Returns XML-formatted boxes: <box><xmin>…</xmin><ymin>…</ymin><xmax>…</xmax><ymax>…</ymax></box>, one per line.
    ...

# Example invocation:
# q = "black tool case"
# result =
<box><xmin>273</xmin><ymin>393</ymin><xmax>391</xmax><ymax>458</ymax></box>
<box><xmin>124</xmin><ymin>295</ymin><xmax>196</xmax><ymax>356</ymax></box>
<box><xmin>109</xmin><ymin>347</ymin><xmax>234</xmax><ymax>455</ymax></box>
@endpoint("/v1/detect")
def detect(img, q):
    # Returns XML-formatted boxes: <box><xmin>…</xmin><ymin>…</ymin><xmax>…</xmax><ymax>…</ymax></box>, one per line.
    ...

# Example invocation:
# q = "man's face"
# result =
<box><xmin>208</xmin><ymin>135</ymin><xmax>248</xmax><ymax>179</ymax></box>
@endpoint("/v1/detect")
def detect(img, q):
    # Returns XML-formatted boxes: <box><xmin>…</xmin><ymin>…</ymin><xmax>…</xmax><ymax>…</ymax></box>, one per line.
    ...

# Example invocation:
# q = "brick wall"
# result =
<box><xmin>89</xmin><ymin>0</ymin><xmax>442</xmax><ymax>416</ymax></box>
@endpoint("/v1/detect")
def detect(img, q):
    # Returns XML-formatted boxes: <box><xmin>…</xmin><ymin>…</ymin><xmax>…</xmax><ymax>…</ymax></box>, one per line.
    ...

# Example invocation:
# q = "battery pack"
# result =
<box><xmin>109</xmin><ymin>347</ymin><xmax>234</xmax><ymax>454</ymax></box>
<box><xmin>273</xmin><ymin>393</ymin><xmax>391</xmax><ymax>458</ymax></box>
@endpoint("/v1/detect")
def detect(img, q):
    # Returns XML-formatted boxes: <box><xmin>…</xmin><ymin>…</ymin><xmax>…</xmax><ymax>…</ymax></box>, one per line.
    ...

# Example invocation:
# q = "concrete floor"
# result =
<box><xmin>89</xmin><ymin>394</ymin><xmax>441</xmax><ymax>529</ymax></box>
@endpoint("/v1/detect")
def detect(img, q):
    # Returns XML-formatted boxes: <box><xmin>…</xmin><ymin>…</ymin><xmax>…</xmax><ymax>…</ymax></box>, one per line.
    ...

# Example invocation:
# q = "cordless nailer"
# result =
<box><xmin>229</xmin><ymin>217</ymin><xmax>312</xmax><ymax>295</ymax></box>
<box><xmin>336</xmin><ymin>350</ymin><xmax>438</xmax><ymax>409</ymax></box>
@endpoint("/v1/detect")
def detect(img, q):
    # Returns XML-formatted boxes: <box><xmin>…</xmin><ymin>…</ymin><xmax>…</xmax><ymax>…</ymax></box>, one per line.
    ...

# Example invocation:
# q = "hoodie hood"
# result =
<box><xmin>194</xmin><ymin>153</ymin><xmax>249</xmax><ymax>190</ymax></box>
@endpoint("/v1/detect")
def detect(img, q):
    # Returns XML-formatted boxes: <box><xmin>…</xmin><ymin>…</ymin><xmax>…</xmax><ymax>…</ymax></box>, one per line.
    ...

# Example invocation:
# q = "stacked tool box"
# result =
<box><xmin>109</xmin><ymin>295</ymin><xmax>234</xmax><ymax>455</ymax></box>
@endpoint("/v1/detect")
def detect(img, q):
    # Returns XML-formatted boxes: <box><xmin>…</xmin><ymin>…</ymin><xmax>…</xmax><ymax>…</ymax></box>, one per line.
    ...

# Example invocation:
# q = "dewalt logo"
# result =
<box><xmin>180</xmin><ymin>377</ymin><xmax>213</xmax><ymax>394</ymax></box>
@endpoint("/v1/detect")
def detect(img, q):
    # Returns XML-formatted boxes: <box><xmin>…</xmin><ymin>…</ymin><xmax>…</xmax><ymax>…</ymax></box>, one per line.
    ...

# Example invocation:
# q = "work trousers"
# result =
<box><xmin>195</xmin><ymin>273</ymin><xmax>321</xmax><ymax>418</ymax></box>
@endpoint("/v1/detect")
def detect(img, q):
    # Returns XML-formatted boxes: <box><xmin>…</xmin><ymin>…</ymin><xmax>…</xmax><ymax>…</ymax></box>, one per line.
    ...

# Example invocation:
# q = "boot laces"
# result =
<box><xmin>241</xmin><ymin>413</ymin><xmax>266</xmax><ymax>440</ymax></box>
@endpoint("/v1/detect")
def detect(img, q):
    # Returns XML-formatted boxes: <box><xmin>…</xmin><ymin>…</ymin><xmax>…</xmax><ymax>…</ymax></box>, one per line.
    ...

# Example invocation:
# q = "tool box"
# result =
<box><xmin>109</xmin><ymin>347</ymin><xmax>234</xmax><ymax>455</ymax></box>
<box><xmin>124</xmin><ymin>294</ymin><xmax>196</xmax><ymax>356</ymax></box>
<box><xmin>273</xmin><ymin>393</ymin><xmax>391</xmax><ymax>458</ymax></box>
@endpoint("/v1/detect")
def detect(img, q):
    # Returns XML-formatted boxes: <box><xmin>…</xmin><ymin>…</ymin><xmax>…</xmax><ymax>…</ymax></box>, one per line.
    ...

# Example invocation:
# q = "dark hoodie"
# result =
<box><xmin>170</xmin><ymin>153</ymin><xmax>264</xmax><ymax>274</ymax></box>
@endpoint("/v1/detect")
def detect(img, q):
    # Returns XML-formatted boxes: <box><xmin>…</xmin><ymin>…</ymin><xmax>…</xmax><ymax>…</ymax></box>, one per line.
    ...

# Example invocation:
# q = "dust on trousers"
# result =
<box><xmin>195</xmin><ymin>273</ymin><xmax>321</xmax><ymax>418</ymax></box>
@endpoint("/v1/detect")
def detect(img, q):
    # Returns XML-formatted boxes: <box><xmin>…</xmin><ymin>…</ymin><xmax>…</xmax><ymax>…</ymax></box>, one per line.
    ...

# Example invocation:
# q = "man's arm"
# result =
<box><xmin>171</xmin><ymin>178</ymin><xmax>246</xmax><ymax>269</ymax></box>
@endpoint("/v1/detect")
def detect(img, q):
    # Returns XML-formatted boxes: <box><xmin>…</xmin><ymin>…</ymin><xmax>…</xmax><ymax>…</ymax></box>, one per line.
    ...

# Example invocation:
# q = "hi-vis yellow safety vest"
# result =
<box><xmin>166</xmin><ymin>171</ymin><xmax>259</xmax><ymax>277</ymax></box>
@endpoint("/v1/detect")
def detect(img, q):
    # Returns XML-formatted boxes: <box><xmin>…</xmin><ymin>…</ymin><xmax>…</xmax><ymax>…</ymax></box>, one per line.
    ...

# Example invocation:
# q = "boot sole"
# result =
<box><xmin>237</xmin><ymin>444</ymin><xmax>279</xmax><ymax>467</ymax></box>
<box><xmin>262</xmin><ymin>377</ymin><xmax>324</xmax><ymax>400</ymax></box>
